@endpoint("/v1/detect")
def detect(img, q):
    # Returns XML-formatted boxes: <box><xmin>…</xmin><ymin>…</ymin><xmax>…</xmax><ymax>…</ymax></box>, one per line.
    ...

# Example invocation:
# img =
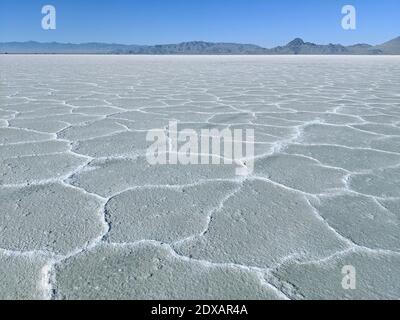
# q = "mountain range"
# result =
<box><xmin>1</xmin><ymin>37</ymin><xmax>399</xmax><ymax>55</ymax></box>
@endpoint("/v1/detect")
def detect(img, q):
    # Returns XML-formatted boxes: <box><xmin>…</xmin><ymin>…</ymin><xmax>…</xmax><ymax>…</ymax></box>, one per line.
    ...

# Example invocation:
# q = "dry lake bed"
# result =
<box><xmin>0</xmin><ymin>55</ymin><xmax>399</xmax><ymax>300</ymax></box>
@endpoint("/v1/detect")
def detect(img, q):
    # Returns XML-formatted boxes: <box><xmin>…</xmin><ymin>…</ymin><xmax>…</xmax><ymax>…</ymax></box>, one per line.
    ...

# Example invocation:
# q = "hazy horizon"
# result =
<box><xmin>1</xmin><ymin>35</ymin><xmax>398</xmax><ymax>47</ymax></box>
<box><xmin>1</xmin><ymin>0</ymin><xmax>399</xmax><ymax>47</ymax></box>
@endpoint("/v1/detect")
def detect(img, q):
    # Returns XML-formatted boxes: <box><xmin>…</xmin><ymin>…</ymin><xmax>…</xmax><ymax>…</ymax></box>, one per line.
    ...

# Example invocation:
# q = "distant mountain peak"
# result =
<box><xmin>287</xmin><ymin>38</ymin><xmax>305</xmax><ymax>47</ymax></box>
<box><xmin>381</xmin><ymin>36</ymin><xmax>400</xmax><ymax>45</ymax></box>
<box><xmin>1</xmin><ymin>36</ymin><xmax>399</xmax><ymax>55</ymax></box>
<box><xmin>375</xmin><ymin>36</ymin><xmax>400</xmax><ymax>54</ymax></box>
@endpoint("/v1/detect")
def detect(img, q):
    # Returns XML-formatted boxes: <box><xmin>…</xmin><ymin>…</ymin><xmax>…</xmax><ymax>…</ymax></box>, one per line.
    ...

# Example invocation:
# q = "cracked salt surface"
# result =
<box><xmin>0</xmin><ymin>55</ymin><xmax>399</xmax><ymax>300</ymax></box>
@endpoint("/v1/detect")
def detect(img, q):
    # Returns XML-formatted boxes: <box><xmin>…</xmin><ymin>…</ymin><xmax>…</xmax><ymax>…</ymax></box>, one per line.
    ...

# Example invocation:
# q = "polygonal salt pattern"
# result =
<box><xmin>55</xmin><ymin>242</ymin><xmax>283</xmax><ymax>300</ymax></box>
<box><xmin>0</xmin><ymin>253</ymin><xmax>48</xmax><ymax>300</ymax></box>
<box><xmin>269</xmin><ymin>250</ymin><xmax>400</xmax><ymax>300</ymax></box>
<box><xmin>1</xmin><ymin>55</ymin><xmax>399</xmax><ymax>300</ymax></box>
<box><xmin>0</xmin><ymin>183</ymin><xmax>106</xmax><ymax>255</ymax></box>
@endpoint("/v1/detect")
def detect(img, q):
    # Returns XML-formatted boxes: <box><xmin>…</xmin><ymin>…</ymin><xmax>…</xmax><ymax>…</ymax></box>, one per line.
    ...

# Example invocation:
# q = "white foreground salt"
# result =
<box><xmin>0</xmin><ymin>55</ymin><xmax>399</xmax><ymax>300</ymax></box>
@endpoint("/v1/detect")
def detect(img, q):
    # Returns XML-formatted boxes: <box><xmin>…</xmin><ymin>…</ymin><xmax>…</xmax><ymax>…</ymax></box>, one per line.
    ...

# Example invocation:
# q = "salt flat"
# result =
<box><xmin>0</xmin><ymin>55</ymin><xmax>399</xmax><ymax>300</ymax></box>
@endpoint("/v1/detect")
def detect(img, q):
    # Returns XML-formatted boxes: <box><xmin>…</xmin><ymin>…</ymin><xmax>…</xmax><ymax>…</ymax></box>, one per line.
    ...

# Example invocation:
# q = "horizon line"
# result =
<box><xmin>1</xmin><ymin>35</ymin><xmax>399</xmax><ymax>48</ymax></box>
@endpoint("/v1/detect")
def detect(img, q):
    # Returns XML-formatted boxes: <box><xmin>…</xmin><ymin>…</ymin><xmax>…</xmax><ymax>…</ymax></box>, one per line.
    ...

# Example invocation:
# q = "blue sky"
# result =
<box><xmin>0</xmin><ymin>0</ymin><xmax>399</xmax><ymax>47</ymax></box>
